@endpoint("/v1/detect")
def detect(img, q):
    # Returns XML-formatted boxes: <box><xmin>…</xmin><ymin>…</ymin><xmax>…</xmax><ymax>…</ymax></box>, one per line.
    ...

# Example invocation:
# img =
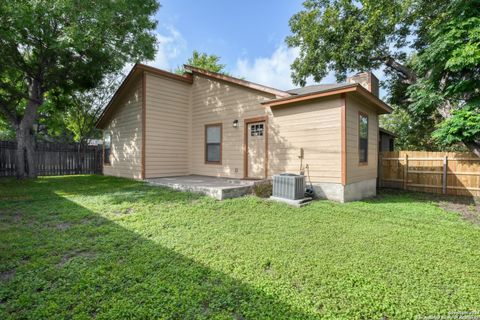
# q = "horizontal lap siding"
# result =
<box><xmin>103</xmin><ymin>78</ymin><xmax>143</xmax><ymax>179</ymax></box>
<box><xmin>190</xmin><ymin>75</ymin><xmax>274</xmax><ymax>178</ymax></box>
<box><xmin>145</xmin><ymin>73</ymin><xmax>190</xmax><ymax>178</ymax></box>
<box><xmin>269</xmin><ymin>98</ymin><xmax>342</xmax><ymax>183</ymax></box>
<box><xmin>346</xmin><ymin>95</ymin><xmax>378</xmax><ymax>184</ymax></box>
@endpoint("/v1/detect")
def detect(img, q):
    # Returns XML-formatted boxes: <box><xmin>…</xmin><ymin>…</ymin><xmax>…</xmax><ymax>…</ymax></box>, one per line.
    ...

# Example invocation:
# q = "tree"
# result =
<box><xmin>0</xmin><ymin>117</ymin><xmax>15</xmax><ymax>141</ymax></box>
<box><xmin>408</xmin><ymin>2</ymin><xmax>480</xmax><ymax>154</ymax></box>
<box><xmin>286</xmin><ymin>0</ymin><xmax>480</xmax><ymax>155</ymax></box>
<box><xmin>380</xmin><ymin>107</ymin><xmax>466</xmax><ymax>152</ymax></box>
<box><xmin>0</xmin><ymin>0</ymin><xmax>159</xmax><ymax>178</ymax></box>
<box><xmin>65</xmin><ymin>74</ymin><xmax>124</xmax><ymax>145</ymax></box>
<box><xmin>175</xmin><ymin>50</ymin><xmax>229</xmax><ymax>75</ymax></box>
<box><xmin>42</xmin><ymin>72</ymin><xmax>125</xmax><ymax>145</ymax></box>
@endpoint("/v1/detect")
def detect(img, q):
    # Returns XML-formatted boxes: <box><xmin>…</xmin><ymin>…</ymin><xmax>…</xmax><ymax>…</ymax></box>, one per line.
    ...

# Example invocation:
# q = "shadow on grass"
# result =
<box><xmin>0</xmin><ymin>175</ymin><xmax>316</xmax><ymax>319</ymax></box>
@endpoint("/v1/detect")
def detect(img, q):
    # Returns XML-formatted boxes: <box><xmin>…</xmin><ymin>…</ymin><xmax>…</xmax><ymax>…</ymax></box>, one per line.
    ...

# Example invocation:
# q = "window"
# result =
<box><xmin>104</xmin><ymin>132</ymin><xmax>111</xmax><ymax>165</ymax></box>
<box><xmin>358</xmin><ymin>113</ymin><xmax>368</xmax><ymax>163</ymax></box>
<box><xmin>205</xmin><ymin>124</ymin><xmax>222</xmax><ymax>163</ymax></box>
<box><xmin>250</xmin><ymin>123</ymin><xmax>264</xmax><ymax>136</ymax></box>
<box><xmin>389</xmin><ymin>138</ymin><xmax>394</xmax><ymax>151</ymax></box>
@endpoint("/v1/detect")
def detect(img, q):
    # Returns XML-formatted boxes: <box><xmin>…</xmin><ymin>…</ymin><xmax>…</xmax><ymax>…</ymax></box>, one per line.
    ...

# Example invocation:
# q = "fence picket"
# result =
<box><xmin>380</xmin><ymin>151</ymin><xmax>480</xmax><ymax>197</ymax></box>
<box><xmin>0</xmin><ymin>141</ymin><xmax>102</xmax><ymax>177</ymax></box>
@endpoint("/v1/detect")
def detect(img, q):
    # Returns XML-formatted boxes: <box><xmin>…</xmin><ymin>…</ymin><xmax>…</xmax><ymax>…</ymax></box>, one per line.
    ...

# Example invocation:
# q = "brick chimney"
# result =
<box><xmin>347</xmin><ymin>72</ymin><xmax>379</xmax><ymax>97</ymax></box>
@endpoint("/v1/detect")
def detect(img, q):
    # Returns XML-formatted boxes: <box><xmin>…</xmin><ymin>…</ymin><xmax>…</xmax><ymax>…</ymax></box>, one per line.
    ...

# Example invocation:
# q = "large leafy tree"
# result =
<box><xmin>0</xmin><ymin>0</ymin><xmax>159</xmax><ymax>178</ymax></box>
<box><xmin>409</xmin><ymin>2</ymin><xmax>480</xmax><ymax>153</ymax></box>
<box><xmin>42</xmin><ymin>72</ymin><xmax>125</xmax><ymax>144</ymax></box>
<box><xmin>287</xmin><ymin>0</ymin><xmax>480</xmax><ymax>155</ymax></box>
<box><xmin>0</xmin><ymin>117</ymin><xmax>15</xmax><ymax>141</ymax></box>
<box><xmin>175</xmin><ymin>50</ymin><xmax>229</xmax><ymax>75</ymax></box>
<box><xmin>379</xmin><ymin>108</ymin><xmax>465</xmax><ymax>151</ymax></box>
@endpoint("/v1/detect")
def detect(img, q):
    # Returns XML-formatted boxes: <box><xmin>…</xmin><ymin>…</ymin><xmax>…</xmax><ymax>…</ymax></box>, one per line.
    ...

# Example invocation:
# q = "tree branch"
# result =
<box><xmin>384</xmin><ymin>57</ymin><xmax>417</xmax><ymax>85</ymax></box>
<box><xmin>465</xmin><ymin>141</ymin><xmax>480</xmax><ymax>158</ymax></box>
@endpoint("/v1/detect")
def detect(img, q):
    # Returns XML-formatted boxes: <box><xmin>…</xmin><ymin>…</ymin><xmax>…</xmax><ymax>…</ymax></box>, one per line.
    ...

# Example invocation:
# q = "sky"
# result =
<box><xmin>147</xmin><ymin>0</ymin><xmax>335</xmax><ymax>90</ymax></box>
<box><xmin>148</xmin><ymin>0</ymin><xmax>385</xmax><ymax>92</ymax></box>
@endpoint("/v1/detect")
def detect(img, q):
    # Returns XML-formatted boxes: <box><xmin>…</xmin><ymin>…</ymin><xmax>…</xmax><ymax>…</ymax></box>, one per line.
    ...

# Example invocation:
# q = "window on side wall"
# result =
<box><xmin>358</xmin><ymin>113</ymin><xmax>368</xmax><ymax>164</ymax></box>
<box><xmin>205</xmin><ymin>124</ymin><xmax>222</xmax><ymax>164</ymax></box>
<box><xmin>104</xmin><ymin>132</ymin><xmax>111</xmax><ymax>165</ymax></box>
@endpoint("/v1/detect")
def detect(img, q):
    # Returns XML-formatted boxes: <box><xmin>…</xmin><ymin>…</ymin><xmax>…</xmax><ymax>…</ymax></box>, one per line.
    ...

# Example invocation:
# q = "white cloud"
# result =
<box><xmin>148</xmin><ymin>25</ymin><xmax>186</xmax><ymax>70</ymax></box>
<box><xmin>234</xmin><ymin>45</ymin><xmax>299</xmax><ymax>90</ymax></box>
<box><xmin>234</xmin><ymin>45</ymin><xmax>337</xmax><ymax>90</ymax></box>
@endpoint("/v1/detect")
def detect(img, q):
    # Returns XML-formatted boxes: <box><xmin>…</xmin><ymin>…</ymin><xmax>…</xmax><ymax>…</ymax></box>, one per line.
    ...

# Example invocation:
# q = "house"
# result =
<box><xmin>95</xmin><ymin>64</ymin><xmax>392</xmax><ymax>202</ymax></box>
<box><xmin>379</xmin><ymin>128</ymin><xmax>396</xmax><ymax>152</ymax></box>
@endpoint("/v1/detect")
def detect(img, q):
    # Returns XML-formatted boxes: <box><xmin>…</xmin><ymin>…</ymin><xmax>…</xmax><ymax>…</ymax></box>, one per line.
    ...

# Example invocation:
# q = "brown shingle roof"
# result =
<box><xmin>287</xmin><ymin>83</ymin><xmax>352</xmax><ymax>95</ymax></box>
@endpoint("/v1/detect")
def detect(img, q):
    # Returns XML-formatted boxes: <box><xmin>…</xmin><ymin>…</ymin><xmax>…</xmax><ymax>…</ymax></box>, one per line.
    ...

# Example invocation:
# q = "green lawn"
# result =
<box><xmin>0</xmin><ymin>175</ymin><xmax>479</xmax><ymax>319</ymax></box>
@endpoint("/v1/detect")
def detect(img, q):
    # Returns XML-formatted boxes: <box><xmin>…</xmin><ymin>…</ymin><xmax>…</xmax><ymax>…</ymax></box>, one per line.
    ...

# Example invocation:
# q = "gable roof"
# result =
<box><xmin>95</xmin><ymin>63</ymin><xmax>193</xmax><ymax>128</ymax></box>
<box><xmin>96</xmin><ymin>64</ymin><xmax>392</xmax><ymax>129</ymax></box>
<box><xmin>184</xmin><ymin>65</ymin><xmax>291</xmax><ymax>98</ymax></box>
<box><xmin>262</xmin><ymin>83</ymin><xmax>392</xmax><ymax>114</ymax></box>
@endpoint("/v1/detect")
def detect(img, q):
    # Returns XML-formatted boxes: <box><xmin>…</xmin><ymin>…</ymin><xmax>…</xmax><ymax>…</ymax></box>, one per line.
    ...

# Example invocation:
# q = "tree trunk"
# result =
<box><xmin>15</xmin><ymin>127</ymin><xmax>27</xmax><ymax>179</ymax></box>
<box><xmin>15</xmin><ymin>126</ymin><xmax>37</xmax><ymax>179</ymax></box>
<box><xmin>15</xmin><ymin>79</ymin><xmax>43</xmax><ymax>179</ymax></box>
<box><xmin>466</xmin><ymin>141</ymin><xmax>480</xmax><ymax>158</ymax></box>
<box><xmin>25</xmin><ymin>131</ymin><xmax>37</xmax><ymax>178</ymax></box>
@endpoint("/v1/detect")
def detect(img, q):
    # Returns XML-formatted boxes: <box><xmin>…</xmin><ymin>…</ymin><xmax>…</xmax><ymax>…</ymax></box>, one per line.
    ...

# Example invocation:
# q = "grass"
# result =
<box><xmin>0</xmin><ymin>175</ymin><xmax>479</xmax><ymax>319</ymax></box>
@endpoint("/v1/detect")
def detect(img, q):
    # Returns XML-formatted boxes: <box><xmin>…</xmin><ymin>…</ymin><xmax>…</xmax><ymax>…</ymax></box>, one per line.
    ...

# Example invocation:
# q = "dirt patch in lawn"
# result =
<box><xmin>417</xmin><ymin>192</ymin><xmax>480</xmax><ymax>225</ymax></box>
<box><xmin>114</xmin><ymin>207</ymin><xmax>134</xmax><ymax>215</ymax></box>
<box><xmin>55</xmin><ymin>222</ymin><xmax>71</xmax><ymax>231</ymax></box>
<box><xmin>0</xmin><ymin>210</ymin><xmax>23</xmax><ymax>223</ymax></box>
<box><xmin>57</xmin><ymin>250</ymin><xmax>96</xmax><ymax>267</ymax></box>
<box><xmin>437</xmin><ymin>198</ymin><xmax>480</xmax><ymax>225</ymax></box>
<box><xmin>13</xmin><ymin>212</ymin><xmax>22</xmax><ymax>223</ymax></box>
<box><xmin>379</xmin><ymin>189</ymin><xmax>480</xmax><ymax>225</ymax></box>
<box><xmin>0</xmin><ymin>269</ymin><xmax>16</xmax><ymax>283</ymax></box>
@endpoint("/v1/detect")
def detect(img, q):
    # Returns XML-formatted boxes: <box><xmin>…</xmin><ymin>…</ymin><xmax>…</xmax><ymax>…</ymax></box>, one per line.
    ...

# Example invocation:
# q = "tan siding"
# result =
<box><xmin>189</xmin><ymin>75</ymin><xmax>275</xmax><ymax>178</ymax></box>
<box><xmin>144</xmin><ymin>73</ymin><xmax>190</xmax><ymax>178</ymax></box>
<box><xmin>101</xmin><ymin>68</ymin><xmax>382</xmax><ymax>187</ymax></box>
<box><xmin>345</xmin><ymin>94</ymin><xmax>379</xmax><ymax>184</ymax></box>
<box><xmin>269</xmin><ymin>98</ymin><xmax>342</xmax><ymax>183</ymax></box>
<box><xmin>103</xmin><ymin>77</ymin><xmax>143</xmax><ymax>179</ymax></box>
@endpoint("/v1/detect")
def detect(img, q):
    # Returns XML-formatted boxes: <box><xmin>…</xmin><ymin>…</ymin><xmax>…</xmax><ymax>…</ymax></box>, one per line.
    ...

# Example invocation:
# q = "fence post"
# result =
<box><xmin>442</xmin><ymin>155</ymin><xmax>448</xmax><ymax>194</ymax></box>
<box><xmin>403</xmin><ymin>154</ymin><xmax>409</xmax><ymax>190</ymax></box>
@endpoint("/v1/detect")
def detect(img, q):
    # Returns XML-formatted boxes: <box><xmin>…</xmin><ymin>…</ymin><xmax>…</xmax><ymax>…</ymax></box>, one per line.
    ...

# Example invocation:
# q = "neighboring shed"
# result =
<box><xmin>379</xmin><ymin>128</ymin><xmax>396</xmax><ymax>152</ymax></box>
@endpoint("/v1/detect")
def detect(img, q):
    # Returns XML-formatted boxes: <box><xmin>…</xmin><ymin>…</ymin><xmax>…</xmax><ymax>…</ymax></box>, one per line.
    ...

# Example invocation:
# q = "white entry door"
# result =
<box><xmin>247</xmin><ymin>121</ymin><xmax>266</xmax><ymax>178</ymax></box>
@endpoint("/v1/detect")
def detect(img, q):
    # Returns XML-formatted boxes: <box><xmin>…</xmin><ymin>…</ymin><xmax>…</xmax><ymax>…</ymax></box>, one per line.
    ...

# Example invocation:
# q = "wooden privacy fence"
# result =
<box><xmin>379</xmin><ymin>151</ymin><xmax>480</xmax><ymax>197</ymax></box>
<box><xmin>0</xmin><ymin>141</ymin><xmax>102</xmax><ymax>177</ymax></box>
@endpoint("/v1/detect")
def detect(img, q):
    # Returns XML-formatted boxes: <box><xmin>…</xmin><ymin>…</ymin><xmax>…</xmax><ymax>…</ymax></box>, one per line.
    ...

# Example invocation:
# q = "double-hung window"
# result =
<box><xmin>205</xmin><ymin>124</ymin><xmax>222</xmax><ymax>164</ymax></box>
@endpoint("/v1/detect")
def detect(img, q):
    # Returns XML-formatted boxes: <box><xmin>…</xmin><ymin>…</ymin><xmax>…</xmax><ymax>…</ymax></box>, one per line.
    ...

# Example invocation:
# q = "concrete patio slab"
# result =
<box><xmin>146</xmin><ymin>175</ymin><xmax>262</xmax><ymax>200</ymax></box>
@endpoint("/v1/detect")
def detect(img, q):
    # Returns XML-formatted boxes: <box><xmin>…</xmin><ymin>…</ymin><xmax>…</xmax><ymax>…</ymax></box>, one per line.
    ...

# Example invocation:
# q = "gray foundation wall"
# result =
<box><xmin>343</xmin><ymin>179</ymin><xmax>377</xmax><ymax>202</ymax></box>
<box><xmin>311</xmin><ymin>183</ymin><xmax>345</xmax><ymax>202</ymax></box>
<box><xmin>311</xmin><ymin>178</ymin><xmax>377</xmax><ymax>202</ymax></box>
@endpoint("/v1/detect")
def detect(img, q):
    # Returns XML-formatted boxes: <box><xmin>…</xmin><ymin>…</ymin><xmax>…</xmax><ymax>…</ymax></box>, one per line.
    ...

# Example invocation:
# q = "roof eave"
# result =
<box><xmin>261</xmin><ymin>84</ymin><xmax>357</xmax><ymax>106</ymax></box>
<box><xmin>262</xmin><ymin>84</ymin><xmax>392</xmax><ymax>114</ymax></box>
<box><xmin>95</xmin><ymin>65</ymin><xmax>140</xmax><ymax>129</ymax></box>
